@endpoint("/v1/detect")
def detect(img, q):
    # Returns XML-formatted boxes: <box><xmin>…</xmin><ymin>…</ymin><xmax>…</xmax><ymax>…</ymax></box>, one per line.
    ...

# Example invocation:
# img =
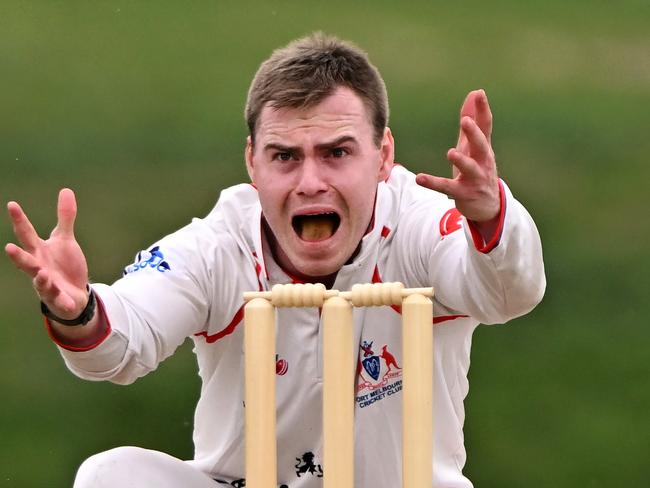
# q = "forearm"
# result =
<box><xmin>470</xmin><ymin>199</ymin><xmax>544</xmax><ymax>322</ymax></box>
<box><xmin>44</xmin><ymin>285</ymin><xmax>135</xmax><ymax>383</ymax></box>
<box><xmin>431</xmin><ymin>181</ymin><xmax>545</xmax><ymax>324</ymax></box>
<box><xmin>53</xmin><ymin>274</ymin><xmax>209</xmax><ymax>384</ymax></box>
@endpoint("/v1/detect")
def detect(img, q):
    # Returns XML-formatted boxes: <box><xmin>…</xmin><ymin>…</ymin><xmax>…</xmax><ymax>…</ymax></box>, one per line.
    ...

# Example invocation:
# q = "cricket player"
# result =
<box><xmin>5</xmin><ymin>33</ymin><xmax>545</xmax><ymax>487</ymax></box>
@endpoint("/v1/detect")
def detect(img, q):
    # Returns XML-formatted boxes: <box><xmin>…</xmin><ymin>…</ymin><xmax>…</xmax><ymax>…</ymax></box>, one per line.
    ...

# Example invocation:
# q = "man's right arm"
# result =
<box><xmin>6</xmin><ymin>189</ymin><xmax>210</xmax><ymax>385</ymax></box>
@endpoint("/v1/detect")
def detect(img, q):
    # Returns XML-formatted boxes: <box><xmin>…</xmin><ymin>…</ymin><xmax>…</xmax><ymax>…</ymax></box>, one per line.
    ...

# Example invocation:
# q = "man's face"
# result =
<box><xmin>246</xmin><ymin>86</ymin><xmax>394</xmax><ymax>279</ymax></box>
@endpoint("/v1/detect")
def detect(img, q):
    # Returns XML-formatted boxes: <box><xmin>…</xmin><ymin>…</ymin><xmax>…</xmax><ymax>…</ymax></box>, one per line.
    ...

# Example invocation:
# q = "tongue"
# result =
<box><xmin>301</xmin><ymin>216</ymin><xmax>335</xmax><ymax>241</ymax></box>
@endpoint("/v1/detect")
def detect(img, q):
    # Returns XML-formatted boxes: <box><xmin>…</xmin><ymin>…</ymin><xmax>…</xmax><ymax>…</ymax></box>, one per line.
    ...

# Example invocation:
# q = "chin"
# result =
<box><xmin>296</xmin><ymin>264</ymin><xmax>338</xmax><ymax>280</ymax></box>
<box><xmin>293</xmin><ymin>256</ymin><xmax>345</xmax><ymax>280</ymax></box>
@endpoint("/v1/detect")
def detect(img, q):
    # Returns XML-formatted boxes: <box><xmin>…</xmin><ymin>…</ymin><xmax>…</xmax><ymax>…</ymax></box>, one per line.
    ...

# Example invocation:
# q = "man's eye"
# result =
<box><xmin>274</xmin><ymin>152</ymin><xmax>292</xmax><ymax>161</ymax></box>
<box><xmin>331</xmin><ymin>147</ymin><xmax>347</xmax><ymax>158</ymax></box>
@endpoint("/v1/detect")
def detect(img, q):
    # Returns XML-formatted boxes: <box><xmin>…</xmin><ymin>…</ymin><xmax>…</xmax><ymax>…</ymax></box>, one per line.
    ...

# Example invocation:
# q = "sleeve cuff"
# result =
<box><xmin>44</xmin><ymin>292</ymin><xmax>112</xmax><ymax>352</ymax></box>
<box><xmin>467</xmin><ymin>179</ymin><xmax>506</xmax><ymax>254</ymax></box>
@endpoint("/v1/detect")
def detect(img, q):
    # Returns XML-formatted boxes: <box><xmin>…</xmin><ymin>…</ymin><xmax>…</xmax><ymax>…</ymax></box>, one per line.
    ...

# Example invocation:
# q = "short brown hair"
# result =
<box><xmin>245</xmin><ymin>32</ymin><xmax>389</xmax><ymax>147</ymax></box>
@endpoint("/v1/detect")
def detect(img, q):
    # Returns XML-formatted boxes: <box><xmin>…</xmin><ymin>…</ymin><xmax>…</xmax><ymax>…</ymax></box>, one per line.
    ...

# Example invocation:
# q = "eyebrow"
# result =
<box><xmin>263</xmin><ymin>143</ymin><xmax>302</xmax><ymax>156</ymax></box>
<box><xmin>262</xmin><ymin>136</ymin><xmax>358</xmax><ymax>156</ymax></box>
<box><xmin>314</xmin><ymin>135</ymin><xmax>358</xmax><ymax>152</ymax></box>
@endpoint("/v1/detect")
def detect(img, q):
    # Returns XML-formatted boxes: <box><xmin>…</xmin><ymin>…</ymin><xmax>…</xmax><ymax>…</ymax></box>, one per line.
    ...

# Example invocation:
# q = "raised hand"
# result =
<box><xmin>415</xmin><ymin>89</ymin><xmax>500</xmax><ymax>227</ymax></box>
<box><xmin>5</xmin><ymin>189</ymin><xmax>90</xmax><ymax>320</ymax></box>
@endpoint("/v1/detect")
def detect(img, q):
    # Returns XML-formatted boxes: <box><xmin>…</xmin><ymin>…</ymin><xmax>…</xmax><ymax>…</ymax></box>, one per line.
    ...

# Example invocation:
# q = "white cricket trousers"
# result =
<box><xmin>73</xmin><ymin>446</ymin><xmax>219</xmax><ymax>487</ymax></box>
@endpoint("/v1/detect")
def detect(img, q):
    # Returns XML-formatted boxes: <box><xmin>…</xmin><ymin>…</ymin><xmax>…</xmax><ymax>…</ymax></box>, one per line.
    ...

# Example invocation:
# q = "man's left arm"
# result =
<box><xmin>416</xmin><ymin>89</ymin><xmax>546</xmax><ymax>323</ymax></box>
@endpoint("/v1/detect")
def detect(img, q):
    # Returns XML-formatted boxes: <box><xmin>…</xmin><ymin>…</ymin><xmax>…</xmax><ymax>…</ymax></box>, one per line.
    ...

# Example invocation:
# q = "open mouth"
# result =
<box><xmin>292</xmin><ymin>212</ymin><xmax>341</xmax><ymax>242</ymax></box>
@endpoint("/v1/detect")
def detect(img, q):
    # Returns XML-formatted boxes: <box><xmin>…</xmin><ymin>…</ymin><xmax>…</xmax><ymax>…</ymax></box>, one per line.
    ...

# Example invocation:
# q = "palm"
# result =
<box><xmin>42</xmin><ymin>229</ymin><xmax>88</xmax><ymax>294</ymax></box>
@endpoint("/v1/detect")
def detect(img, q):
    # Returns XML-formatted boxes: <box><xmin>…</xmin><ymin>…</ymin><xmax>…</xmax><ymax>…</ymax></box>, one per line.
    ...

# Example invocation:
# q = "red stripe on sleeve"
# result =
<box><xmin>195</xmin><ymin>253</ymin><xmax>265</xmax><ymax>344</ymax></box>
<box><xmin>45</xmin><ymin>293</ymin><xmax>112</xmax><ymax>352</ymax></box>
<box><xmin>467</xmin><ymin>180</ymin><xmax>506</xmax><ymax>254</ymax></box>
<box><xmin>195</xmin><ymin>305</ymin><xmax>245</xmax><ymax>344</ymax></box>
<box><xmin>432</xmin><ymin>314</ymin><xmax>469</xmax><ymax>324</ymax></box>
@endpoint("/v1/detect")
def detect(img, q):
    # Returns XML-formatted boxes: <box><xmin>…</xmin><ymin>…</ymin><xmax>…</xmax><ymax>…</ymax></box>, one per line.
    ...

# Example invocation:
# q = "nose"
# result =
<box><xmin>295</xmin><ymin>159</ymin><xmax>328</xmax><ymax>196</ymax></box>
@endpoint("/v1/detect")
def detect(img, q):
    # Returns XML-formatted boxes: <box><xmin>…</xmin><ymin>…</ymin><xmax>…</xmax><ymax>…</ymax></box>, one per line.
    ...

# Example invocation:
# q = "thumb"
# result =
<box><xmin>34</xmin><ymin>269</ymin><xmax>86</xmax><ymax>316</ymax></box>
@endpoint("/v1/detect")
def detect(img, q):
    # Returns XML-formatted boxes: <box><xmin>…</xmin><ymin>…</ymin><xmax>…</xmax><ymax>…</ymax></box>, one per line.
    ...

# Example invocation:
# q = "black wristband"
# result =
<box><xmin>40</xmin><ymin>286</ymin><xmax>97</xmax><ymax>326</ymax></box>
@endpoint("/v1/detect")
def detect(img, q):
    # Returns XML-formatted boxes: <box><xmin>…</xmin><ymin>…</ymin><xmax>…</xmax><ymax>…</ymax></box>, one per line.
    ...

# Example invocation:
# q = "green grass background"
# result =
<box><xmin>1</xmin><ymin>1</ymin><xmax>649</xmax><ymax>486</ymax></box>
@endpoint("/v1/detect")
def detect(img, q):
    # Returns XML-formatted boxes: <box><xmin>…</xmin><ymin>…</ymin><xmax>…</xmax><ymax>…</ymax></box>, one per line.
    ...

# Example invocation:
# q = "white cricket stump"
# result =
<box><xmin>243</xmin><ymin>282</ymin><xmax>434</xmax><ymax>488</ymax></box>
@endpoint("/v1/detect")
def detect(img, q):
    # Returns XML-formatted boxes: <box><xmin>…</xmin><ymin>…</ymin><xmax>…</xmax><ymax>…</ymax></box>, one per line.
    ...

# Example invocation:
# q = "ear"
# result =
<box><xmin>245</xmin><ymin>135</ymin><xmax>255</xmax><ymax>182</ymax></box>
<box><xmin>377</xmin><ymin>127</ymin><xmax>395</xmax><ymax>182</ymax></box>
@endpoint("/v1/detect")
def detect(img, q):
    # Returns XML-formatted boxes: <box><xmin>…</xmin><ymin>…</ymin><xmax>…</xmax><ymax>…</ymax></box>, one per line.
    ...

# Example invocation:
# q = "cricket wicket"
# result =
<box><xmin>243</xmin><ymin>282</ymin><xmax>434</xmax><ymax>488</ymax></box>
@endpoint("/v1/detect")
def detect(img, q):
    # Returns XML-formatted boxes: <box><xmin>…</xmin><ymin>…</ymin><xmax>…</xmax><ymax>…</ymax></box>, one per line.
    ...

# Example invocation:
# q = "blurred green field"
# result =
<box><xmin>1</xmin><ymin>1</ymin><xmax>649</xmax><ymax>487</ymax></box>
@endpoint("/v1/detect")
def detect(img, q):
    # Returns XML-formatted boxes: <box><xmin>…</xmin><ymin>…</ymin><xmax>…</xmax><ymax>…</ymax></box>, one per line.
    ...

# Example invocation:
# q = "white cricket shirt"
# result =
<box><xmin>55</xmin><ymin>165</ymin><xmax>545</xmax><ymax>488</ymax></box>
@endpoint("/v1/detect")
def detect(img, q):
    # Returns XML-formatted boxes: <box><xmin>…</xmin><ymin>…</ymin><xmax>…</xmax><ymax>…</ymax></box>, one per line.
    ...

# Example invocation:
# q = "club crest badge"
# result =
<box><xmin>356</xmin><ymin>339</ymin><xmax>403</xmax><ymax>408</ymax></box>
<box><xmin>362</xmin><ymin>355</ymin><xmax>381</xmax><ymax>381</ymax></box>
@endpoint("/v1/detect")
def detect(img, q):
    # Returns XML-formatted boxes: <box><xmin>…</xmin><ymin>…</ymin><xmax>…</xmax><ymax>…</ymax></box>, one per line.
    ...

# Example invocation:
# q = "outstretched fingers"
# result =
<box><xmin>6</xmin><ymin>189</ymin><xmax>89</xmax><ymax>316</ymax></box>
<box><xmin>7</xmin><ymin>201</ymin><xmax>41</xmax><ymax>252</ymax></box>
<box><xmin>473</xmin><ymin>90</ymin><xmax>493</xmax><ymax>142</ymax></box>
<box><xmin>456</xmin><ymin>89</ymin><xmax>493</xmax><ymax>149</ymax></box>
<box><xmin>5</xmin><ymin>243</ymin><xmax>41</xmax><ymax>276</ymax></box>
<box><xmin>415</xmin><ymin>173</ymin><xmax>458</xmax><ymax>199</ymax></box>
<box><xmin>459</xmin><ymin>116</ymin><xmax>492</xmax><ymax>162</ymax></box>
<box><xmin>418</xmin><ymin>90</ymin><xmax>500</xmax><ymax>224</ymax></box>
<box><xmin>458</xmin><ymin>91</ymin><xmax>479</xmax><ymax>125</ymax></box>
<box><xmin>447</xmin><ymin>147</ymin><xmax>482</xmax><ymax>179</ymax></box>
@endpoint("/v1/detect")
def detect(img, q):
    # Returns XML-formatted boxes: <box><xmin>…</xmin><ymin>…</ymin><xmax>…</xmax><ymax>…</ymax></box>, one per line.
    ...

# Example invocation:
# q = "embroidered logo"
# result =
<box><xmin>295</xmin><ymin>451</ymin><xmax>323</xmax><ymax>478</ymax></box>
<box><xmin>356</xmin><ymin>339</ymin><xmax>403</xmax><ymax>409</ymax></box>
<box><xmin>123</xmin><ymin>245</ymin><xmax>171</xmax><ymax>275</ymax></box>
<box><xmin>439</xmin><ymin>208</ymin><xmax>463</xmax><ymax>237</ymax></box>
